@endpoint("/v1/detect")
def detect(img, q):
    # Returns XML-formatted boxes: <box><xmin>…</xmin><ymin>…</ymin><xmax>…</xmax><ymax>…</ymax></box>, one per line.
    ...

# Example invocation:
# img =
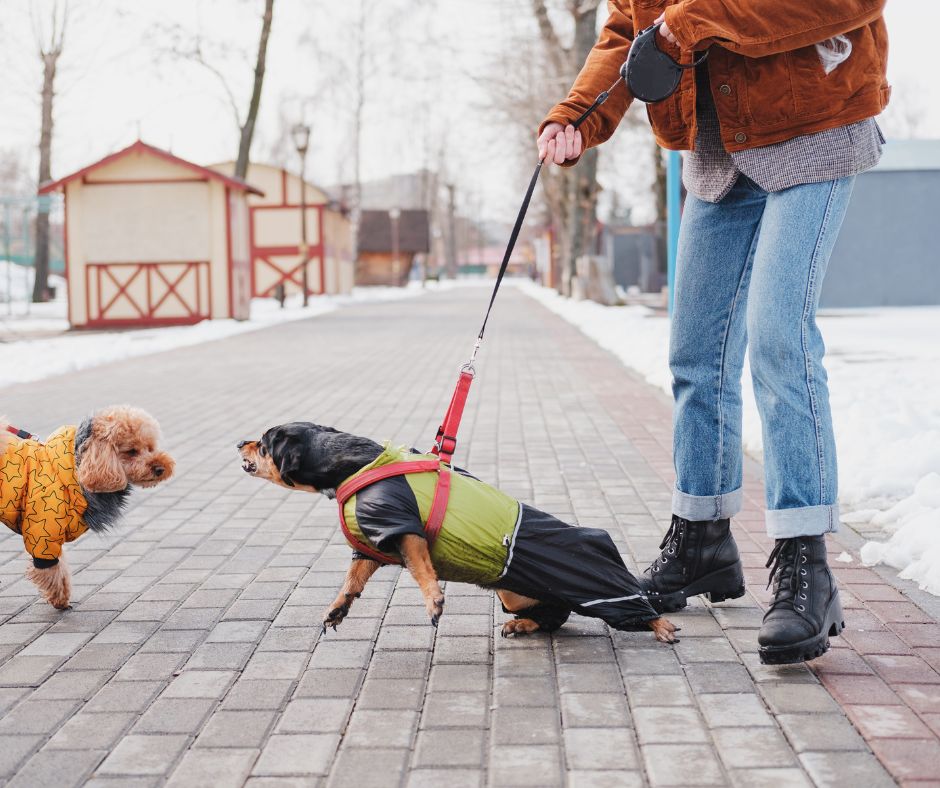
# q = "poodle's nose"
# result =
<box><xmin>237</xmin><ymin>441</ymin><xmax>248</xmax><ymax>449</ymax></box>
<box><xmin>153</xmin><ymin>466</ymin><xmax>165</xmax><ymax>477</ymax></box>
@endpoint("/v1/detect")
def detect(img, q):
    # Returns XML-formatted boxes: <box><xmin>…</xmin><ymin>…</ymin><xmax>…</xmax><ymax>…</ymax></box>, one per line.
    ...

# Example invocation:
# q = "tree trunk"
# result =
<box><xmin>235</xmin><ymin>0</ymin><xmax>274</xmax><ymax>180</ymax></box>
<box><xmin>32</xmin><ymin>52</ymin><xmax>57</xmax><ymax>303</ymax></box>
<box><xmin>652</xmin><ymin>143</ymin><xmax>668</xmax><ymax>277</ymax></box>
<box><xmin>561</xmin><ymin>5</ymin><xmax>603</xmax><ymax>296</ymax></box>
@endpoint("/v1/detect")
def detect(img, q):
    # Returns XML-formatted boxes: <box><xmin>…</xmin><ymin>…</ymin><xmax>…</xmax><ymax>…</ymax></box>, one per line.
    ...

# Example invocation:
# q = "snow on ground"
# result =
<box><xmin>520</xmin><ymin>281</ymin><xmax>940</xmax><ymax>594</ymax></box>
<box><xmin>1</xmin><ymin>281</ymin><xmax>448</xmax><ymax>389</ymax></box>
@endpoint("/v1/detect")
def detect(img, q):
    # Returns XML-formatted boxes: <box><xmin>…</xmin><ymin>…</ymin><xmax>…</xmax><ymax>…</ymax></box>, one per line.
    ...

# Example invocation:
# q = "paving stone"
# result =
<box><xmin>625</xmin><ymin>675</ymin><xmax>693</xmax><ymax>707</ymax></box>
<box><xmin>165</xmin><ymin>747</ymin><xmax>258</xmax><ymax>788</ymax></box>
<box><xmin>0</xmin><ymin>655</ymin><xmax>65</xmax><ymax>686</ymax></box>
<box><xmin>0</xmin><ymin>736</ymin><xmax>43</xmax><ymax>777</ymax></box>
<box><xmin>489</xmin><ymin>744</ymin><xmax>563</xmax><ymax>787</ymax></box>
<box><xmin>800</xmin><ymin>751</ymin><xmax>896</xmax><ymax>788</ymax></box>
<box><xmin>564</xmin><ymin>728</ymin><xmax>637</xmax><ymax>770</ymax></box>
<box><xmin>728</xmin><ymin>767</ymin><xmax>812</xmax><ymax>788</ymax></box>
<box><xmin>777</xmin><ymin>713</ymin><xmax>868</xmax><ymax>752</ymax></box>
<box><xmin>344</xmin><ymin>709</ymin><xmax>418</xmax><ymax>748</ymax></box>
<box><xmin>47</xmin><ymin>711</ymin><xmax>135</xmax><ymax>750</ymax></box>
<box><xmin>133</xmin><ymin>697</ymin><xmax>218</xmax><ymax>733</ymax></box>
<box><xmin>413</xmin><ymin>728</ymin><xmax>485</xmax><ymax>767</ymax></box>
<box><xmin>567</xmin><ymin>771</ymin><xmax>644</xmax><ymax>788</ymax></box>
<box><xmin>427</xmin><ymin>664</ymin><xmax>489</xmax><ymax>693</ymax></box>
<box><xmin>195</xmin><ymin>710</ymin><xmax>276</xmax><ymax>749</ymax></box>
<box><xmin>0</xmin><ymin>698</ymin><xmax>80</xmax><ymax>735</ymax></box>
<box><xmin>276</xmin><ymin>698</ymin><xmax>353</xmax><ymax>734</ymax></box>
<box><xmin>405</xmin><ymin>768</ymin><xmax>482</xmax><ymax>788</ymax></box>
<box><xmin>162</xmin><ymin>669</ymin><xmax>236</xmax><ymax>699</ymax></box>
<box><xmin>698</xmin><ymin>692</ymin><xmax>774</xmax><ymax>728</ymax></box>
<box><xmin>31</xmin><ymin>669</ymin><xmax>110</xmax><ymax>700</ymax></box>
<box><xmin>422</xmin><ymin>691</ymin><xmax>489</xmax><ymax>728</ymax></box>
<box><xmin>18</xmin><ymin>632</ymin><xmax>93</xmax><ymax>657</ymax></box>
<box><xmin>185</xmin><ymin>642</ymin><xmax>255</xmax><ymax>670</ymax></box>
<box><xmin>98</xmin><ymin>734</ymin><xmax>190</xmax><ymax>776</ymax></box>
<box><xmin>634</xmin><ymin>705</ymin><xmax>712</xmax><ymax>748</ymax></box>
<box><xmin>642</xmin><ymin>743</ymin><xmax>727</xmax><ymax>787</ymax></box>
<box><xmin>560</xmin><ymin>692</ymin><xmax>631</xmax><ymax>728</ymax></box>
<box><xmin>327</xmin><ymin>747</ymin><xmax>409</xmax><ymax>788</ymax></box>
<box><xmin>113</xmin><ymin>652</ymin><xmax>187</xmax><ymax>681</ymax></box>
<box><xmin>223</xmin><ymin>679</ymin><xmax>294</xmax><ymax>711</ymax></box>
<box><xmin>6</xmin><ymin>747</ymin><xmax>106</xmax><ymax>788</ymax></box>
<box><xmin>252</xmin><ymin>734</ymin><xmax>340</xmax><ymax>777</ymax></box>
<box><xmin>712</xmin><ymin>726</ymin><xmax>796</xmax><ymax>769</ymax></box>
<box><xmin>294</xmin><ymin>667</ymin><xmax>365</xmax><ymax>699</ymax></box>
<box><xmin>356</xmin><ymin>678</ymin><xmax>426</xmax><ymax>709</ymax></box>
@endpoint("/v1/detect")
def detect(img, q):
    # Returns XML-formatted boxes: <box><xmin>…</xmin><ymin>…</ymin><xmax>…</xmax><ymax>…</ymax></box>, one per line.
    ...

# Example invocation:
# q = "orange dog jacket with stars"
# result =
<box><xmin>1</xmin><ymin>426</ymin><xmax>89</xmax><ymax>561</ymax></box>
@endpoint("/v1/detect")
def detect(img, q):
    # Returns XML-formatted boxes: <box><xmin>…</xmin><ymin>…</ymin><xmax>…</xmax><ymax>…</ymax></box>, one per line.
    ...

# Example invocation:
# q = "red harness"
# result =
<box><xmin>5</xmin><ymin>425</ymin><xmax>38</xmax><ymax>441</ymax></box>
<box><xmin>335</xmin><ymin>369</ymin><xmax>473</xmax><ymax>565</ymax></box>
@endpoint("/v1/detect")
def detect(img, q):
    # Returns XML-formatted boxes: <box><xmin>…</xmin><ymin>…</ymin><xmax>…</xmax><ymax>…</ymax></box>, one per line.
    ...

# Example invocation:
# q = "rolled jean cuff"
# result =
<box><xmin>672</xmin><ymin>487</ymin><xmax>743</xmax><ymax>521</ymax></box>
<box><xmin>766</xmin><ymin>504</ymin><xmax>840</xmax><ymax>538</ymax></box>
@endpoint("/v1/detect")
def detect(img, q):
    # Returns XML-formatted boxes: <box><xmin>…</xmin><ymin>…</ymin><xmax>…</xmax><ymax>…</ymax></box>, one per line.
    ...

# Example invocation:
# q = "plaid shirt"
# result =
<box><xmin>684</xmin><ymin>68</ymin><xmax>884</xmax><ymax>202</ymax></box>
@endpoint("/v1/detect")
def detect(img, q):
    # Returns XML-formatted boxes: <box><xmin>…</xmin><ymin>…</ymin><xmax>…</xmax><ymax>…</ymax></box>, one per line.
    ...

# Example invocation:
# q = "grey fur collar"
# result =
<box><xmin>75</xmin><ymin>416</ymin><xmax>131</xmax><ymax>533</ymax></box>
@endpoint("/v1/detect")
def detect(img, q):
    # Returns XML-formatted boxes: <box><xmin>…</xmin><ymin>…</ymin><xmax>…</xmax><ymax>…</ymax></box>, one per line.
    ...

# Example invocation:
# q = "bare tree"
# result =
<box><xmin>162</xmin><ymin>0</ymin><xmax>274</xmax><ymax>180</ymax></box>
<box><xmin>31</xmin><ymin>0</ymin><xmax>68</xmax><ymax>303</ymax></box>
<box><xmin>235</xmin><ymin>0</ymin><xmax>273</xmax><ymax>179</ymax></box>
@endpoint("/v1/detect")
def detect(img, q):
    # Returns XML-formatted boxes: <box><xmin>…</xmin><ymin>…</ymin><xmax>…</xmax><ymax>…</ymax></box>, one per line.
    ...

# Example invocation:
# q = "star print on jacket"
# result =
<box><xmin>1</xmin><ymin>426</ymin><xmax>89</xmax><ymax>560</ymax></box>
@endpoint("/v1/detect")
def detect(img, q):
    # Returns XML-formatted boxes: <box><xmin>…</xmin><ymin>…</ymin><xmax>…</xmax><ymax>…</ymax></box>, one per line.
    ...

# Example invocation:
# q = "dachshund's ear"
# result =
<box><xmin>77</xmin><ymin>431</ymin><xmax>127</xmax><ymax>493</ymax></box>
<box><xmin>276</xmin><ymin>444</ymin><xmax>303</xmax><ymax>487</ymax></box>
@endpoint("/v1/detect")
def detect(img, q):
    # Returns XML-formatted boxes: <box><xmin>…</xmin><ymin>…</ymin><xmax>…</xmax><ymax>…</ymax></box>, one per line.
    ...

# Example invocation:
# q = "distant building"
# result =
<box><xmin>822</xmin><ymin>139</ymin><xmax>940</xmax><ymax>308</ymax></box>
<box><xmin>605</xmin><ymin>225</ymin><xmax>665</xmax><ymax>294</ymax></box>
<box><xmin>211</xmin><ymin>162</ymin><xmax>353</xmax><ymax>298</ymax></box>
<box><xmin>38</xmin><ymin>140</ymin><xmax>259</xmax><ymax>328</ymax></box>
<box><xmin>357</xmin><ymin>210</ymin><xmax>430</xmax><ymax>286</ymax></box>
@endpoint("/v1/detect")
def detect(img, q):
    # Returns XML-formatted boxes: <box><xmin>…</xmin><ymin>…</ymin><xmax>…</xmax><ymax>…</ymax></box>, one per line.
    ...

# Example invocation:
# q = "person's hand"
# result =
<box><xmin>537</xmin><ymin>122</ymin><xmax>583</xmax><ymax>165</ymax></box>
<box><xmin>654</xmin><ymin>12</ymin><xmax>677</xmax><ymax>46</ymax></box>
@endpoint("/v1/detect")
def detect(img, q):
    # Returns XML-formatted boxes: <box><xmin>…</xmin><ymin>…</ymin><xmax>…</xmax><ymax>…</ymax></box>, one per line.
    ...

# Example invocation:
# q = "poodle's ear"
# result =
<box><xmin>77</xmin><ymin>432</ymin><xmax>127</xmax><ymax>493</ymax></box>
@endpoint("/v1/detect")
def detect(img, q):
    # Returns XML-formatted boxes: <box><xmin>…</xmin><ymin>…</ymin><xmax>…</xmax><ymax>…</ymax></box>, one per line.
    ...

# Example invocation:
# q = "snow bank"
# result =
<box><xmin>1</xmin><ymin>282</ymin><xmax>444</xmax><ymax>389</ymax></box>
<box><xmin>520</xmin><ymin>282</ymin><xmax>940</xmax><ymax>594</ymax></box>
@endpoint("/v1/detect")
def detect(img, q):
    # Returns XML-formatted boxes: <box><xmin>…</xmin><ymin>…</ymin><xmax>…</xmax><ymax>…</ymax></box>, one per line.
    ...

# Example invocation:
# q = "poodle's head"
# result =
<box><xmin>76</xmin><ymin>406</ymin><xmax>175</xmax><ymax>493</ymax></box>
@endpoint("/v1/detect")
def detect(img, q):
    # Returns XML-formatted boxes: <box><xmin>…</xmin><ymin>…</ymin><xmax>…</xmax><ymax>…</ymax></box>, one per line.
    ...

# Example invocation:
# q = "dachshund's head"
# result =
<box><xmin>76</xmin><ymin>406</ymin><xmax>175</xmax><ymax>493</ymax></box>
<box><xmin>237</xmin><ymin>422</ymin><xmax>383</xmax><ymax>497</ymax></box>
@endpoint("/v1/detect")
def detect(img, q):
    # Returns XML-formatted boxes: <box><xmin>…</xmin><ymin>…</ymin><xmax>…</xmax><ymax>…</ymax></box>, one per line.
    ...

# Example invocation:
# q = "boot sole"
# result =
<box><xmin>646</xmin><ymin>563</ymin><xmax>747</xmax><ymax>614</ymax></box>
<box><xmin>758</xmin><ymin>596</ymin><xmax>845</xmax><ymax>665</ymax></box>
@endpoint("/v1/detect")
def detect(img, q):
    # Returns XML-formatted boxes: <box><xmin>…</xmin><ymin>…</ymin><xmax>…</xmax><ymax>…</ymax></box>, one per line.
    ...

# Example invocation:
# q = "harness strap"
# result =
<box><xmin>5</xmin><ymin>425</ymin><xmax>38</xmax><ymax>441</ymax></box>
<box><xmin>336</xmin><ymin>459</ymin><xmax>451</xmax><ymax>565</ymax></box>
<box><xmin>431</xmin><ymin>370</ymin><xmax>473</xmax><ymax>465</ymax></box>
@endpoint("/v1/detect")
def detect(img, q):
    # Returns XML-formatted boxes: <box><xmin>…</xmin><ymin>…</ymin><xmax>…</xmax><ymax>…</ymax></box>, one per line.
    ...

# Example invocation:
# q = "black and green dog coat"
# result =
<box><xmin>338</xmin><ymin>445</ymin><xmax>659</xmax><ymax>631</ymax></box>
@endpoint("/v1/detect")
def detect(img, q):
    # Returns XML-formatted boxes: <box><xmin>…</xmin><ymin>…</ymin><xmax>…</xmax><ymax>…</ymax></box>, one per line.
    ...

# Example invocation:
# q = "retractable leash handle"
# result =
<box><xmin>430</xmin><ymin>76</ymin><xmax>625</xmax><ymax>464</ymax></box>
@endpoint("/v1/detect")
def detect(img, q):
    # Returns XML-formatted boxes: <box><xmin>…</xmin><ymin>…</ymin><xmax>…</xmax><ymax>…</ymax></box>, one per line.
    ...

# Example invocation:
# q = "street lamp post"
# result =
<box><xmin>389</xmin><ymin>207</ymin><xmax>401</xmax><ymax>286</ymax></box>
<box><xmin>291</xmin><ymin>123</ymin><xmax>311</xmax><ymax>307</ymax></box>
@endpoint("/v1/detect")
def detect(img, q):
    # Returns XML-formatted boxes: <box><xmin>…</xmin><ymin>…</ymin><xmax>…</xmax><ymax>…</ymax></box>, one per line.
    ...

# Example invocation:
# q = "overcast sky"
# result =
<box><xmin>1</xmin><ymin>1</ymin><xmax>937</xmax><ymax>222</ymax></box>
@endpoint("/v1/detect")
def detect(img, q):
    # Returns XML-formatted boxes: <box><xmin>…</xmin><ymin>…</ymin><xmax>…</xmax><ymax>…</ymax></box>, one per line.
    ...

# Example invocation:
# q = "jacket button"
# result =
<box><xmin>734</xmin><ymin>132</ymin><xmax>747</xmax><ymax>143</ymax></box>
<box><xmin>719</xmin><ymin>84</ymin><xmax>732</xmax><ymax>95</ymax></box>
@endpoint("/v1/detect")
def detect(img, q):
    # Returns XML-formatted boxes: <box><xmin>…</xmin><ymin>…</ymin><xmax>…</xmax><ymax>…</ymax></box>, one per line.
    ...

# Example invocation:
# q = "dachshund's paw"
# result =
<box><xmin>501</xmin><ymin>618</ymin><xmax>540</xmax><ymax>638</ymax></box>
<box><xmin>322</xmin><ymin>592</ymin><xmax>358</xmax><ymax>633</ymax></box>
<box><xmin>650</xmin><ymin>617</ymin><xmax>680</xmax><ymax>643</ymax></box>
<box><xmin>428</xmin><ymin>595</ymin><xmax>445</xmax><ymax>627</ymax></box>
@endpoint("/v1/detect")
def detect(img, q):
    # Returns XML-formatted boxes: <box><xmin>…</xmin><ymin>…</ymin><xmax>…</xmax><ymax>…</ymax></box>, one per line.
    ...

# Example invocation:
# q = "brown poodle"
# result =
<box><xmin>1</xmin><ymin>406</ymin><xmax>174</xmax><ymax>609</ymax></box>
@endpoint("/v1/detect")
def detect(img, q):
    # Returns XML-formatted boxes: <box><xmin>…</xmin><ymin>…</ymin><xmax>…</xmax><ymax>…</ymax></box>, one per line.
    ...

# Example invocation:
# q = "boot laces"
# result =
<box><xmin>647</xmin><ymin>518</ymin><xmax>687</xmax><ymax>574</ymax></box>
<box><xmin>765</xmin><ymin>538</ymin><xmax>809</xmax><ymax>612</ymax></box>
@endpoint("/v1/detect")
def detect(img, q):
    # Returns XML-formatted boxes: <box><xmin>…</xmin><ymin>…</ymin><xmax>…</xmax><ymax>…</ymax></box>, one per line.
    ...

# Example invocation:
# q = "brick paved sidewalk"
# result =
<box><xmin>1</xmin><ymin>285</ymin><xmax>939</xmax><ymax>787</ymax></box>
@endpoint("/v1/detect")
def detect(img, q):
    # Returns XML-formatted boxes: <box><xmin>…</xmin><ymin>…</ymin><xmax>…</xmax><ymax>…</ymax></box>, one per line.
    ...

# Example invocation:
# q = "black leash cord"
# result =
<box><xmin>473</xmin><ymin>76</ymin><xmax>624</xmax><ymax>350</ymax></box>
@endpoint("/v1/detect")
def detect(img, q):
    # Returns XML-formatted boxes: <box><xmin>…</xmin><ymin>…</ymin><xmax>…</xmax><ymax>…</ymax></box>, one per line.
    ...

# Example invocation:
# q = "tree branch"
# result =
<box><xmin>530</xmin><ymin>0</ymin><xmax>569</xmax><ymax>77</ymax></box>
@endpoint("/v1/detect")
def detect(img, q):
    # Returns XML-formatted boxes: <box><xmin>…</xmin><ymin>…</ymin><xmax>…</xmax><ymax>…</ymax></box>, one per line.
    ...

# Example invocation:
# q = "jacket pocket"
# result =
<box><xmin>742</xmin><ymin>51</ymin><xmax>796</xmax><ymax>126</ymax></box>
<box><xmin>792</xmin><ymin>26</ymin><xmax>880</xmax><ymax>117</ymax></box>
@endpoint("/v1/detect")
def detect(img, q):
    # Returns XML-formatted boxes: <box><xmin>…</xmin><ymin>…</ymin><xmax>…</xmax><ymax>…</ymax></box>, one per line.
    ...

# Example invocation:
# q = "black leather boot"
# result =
<box><xmin>639</xmin><ymin>516</ymin><xmax>746</xmax><ymax>614</ymax></box>
<box><xmin>758</xmin><ymin>535</ymin><xmax>845</xmax><ymax>665</ymax></box>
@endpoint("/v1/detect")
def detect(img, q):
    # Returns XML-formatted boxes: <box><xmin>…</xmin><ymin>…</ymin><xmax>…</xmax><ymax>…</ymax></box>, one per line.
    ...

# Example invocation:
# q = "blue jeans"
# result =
<box><xmin>670</xmin><ymin>175</ymin><xmax>855</xmax><ymax>538</ymax></box>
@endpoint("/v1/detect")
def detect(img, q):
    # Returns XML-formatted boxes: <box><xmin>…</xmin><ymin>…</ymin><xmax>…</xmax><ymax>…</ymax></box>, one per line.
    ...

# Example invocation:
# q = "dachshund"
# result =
<box><xmin>1</xmin><ymin>406</ymin><xmax>174</xmax><ymax>609</ymax></box>
<box><xmin>238</xmin><ymin>422</ymin><xmax>678</xmax><ymax>644</ymax></box>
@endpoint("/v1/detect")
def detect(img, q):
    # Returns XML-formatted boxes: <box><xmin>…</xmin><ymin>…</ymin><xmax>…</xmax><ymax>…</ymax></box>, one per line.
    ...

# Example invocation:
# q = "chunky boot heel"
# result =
<box><xmin>758</xmin><ymin>536</ymin><xmax>844</xmax><ymax>665</ymax></box>
<box><xmin>640</xmin><ymin>516</ymin><xmax>746</xmax><ymax>614</ymax></box>
<box><xmin>706</xmin><ymin>585</ymin><xmax>746</xmax><ymax>604</ymax></box>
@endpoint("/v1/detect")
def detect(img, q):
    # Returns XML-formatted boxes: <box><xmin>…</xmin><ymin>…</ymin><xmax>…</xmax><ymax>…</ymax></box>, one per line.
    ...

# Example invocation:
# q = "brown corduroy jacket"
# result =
<box><xmin>541</xmin><ymin>0</ymin><xmax>890</xmax><ymax>162</ymax></box>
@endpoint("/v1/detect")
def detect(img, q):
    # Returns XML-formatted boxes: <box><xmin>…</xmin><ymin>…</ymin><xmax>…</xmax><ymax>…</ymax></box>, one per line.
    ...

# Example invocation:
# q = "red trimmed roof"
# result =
<box><xmin>38</xmin><ymin>140</ymin><xmax>264</xmax><ymax>196</ymax></box>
